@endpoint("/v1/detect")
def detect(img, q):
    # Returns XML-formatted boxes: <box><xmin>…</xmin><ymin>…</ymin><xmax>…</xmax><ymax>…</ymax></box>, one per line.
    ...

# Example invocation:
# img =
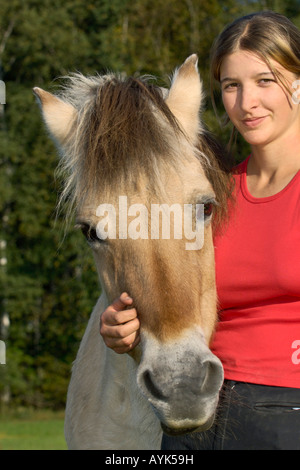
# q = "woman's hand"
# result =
<box><xmin>100</xmin><ymin>292</ymin><xmax>141</xmax><ymax>354</ymax></box>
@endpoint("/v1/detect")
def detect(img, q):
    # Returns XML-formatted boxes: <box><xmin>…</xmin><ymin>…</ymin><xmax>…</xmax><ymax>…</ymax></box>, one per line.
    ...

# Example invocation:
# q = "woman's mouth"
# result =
<box><xmin>242</xmin><ymin>116</ymin><xmax>267</xmax><ymax>127</ymax></box>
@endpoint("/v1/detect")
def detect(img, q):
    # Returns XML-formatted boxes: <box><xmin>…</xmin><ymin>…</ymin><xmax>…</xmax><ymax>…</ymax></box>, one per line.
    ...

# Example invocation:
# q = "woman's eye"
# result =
<box><xmin>223</xmin><ymin>82</ymin><xmax>238</xmax><ymax>90</ymax></box>
<box><xmin>259</xmin><ymin>78</ymin><xmax>274</xmax><ymax>85</ymax></box>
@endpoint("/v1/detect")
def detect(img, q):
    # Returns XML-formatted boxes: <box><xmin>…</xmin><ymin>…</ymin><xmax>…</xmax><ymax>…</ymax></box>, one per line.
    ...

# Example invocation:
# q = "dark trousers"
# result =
<box><xmin>161</xmin><ymin>380</ymin><xmax>300</xmax><ymax>450</ymax></box>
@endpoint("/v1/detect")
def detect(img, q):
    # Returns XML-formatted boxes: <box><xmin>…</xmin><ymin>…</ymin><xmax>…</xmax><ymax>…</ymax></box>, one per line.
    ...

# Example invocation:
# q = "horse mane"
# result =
<box><xmin>197</xmin><ymin>131</ymin><xmax>234</xmax><ymax>232</ymax></box>
<box><xmin>55</xmin><ymin>72</ymin><xmax>233</xmax><ymax>228</ymax></box>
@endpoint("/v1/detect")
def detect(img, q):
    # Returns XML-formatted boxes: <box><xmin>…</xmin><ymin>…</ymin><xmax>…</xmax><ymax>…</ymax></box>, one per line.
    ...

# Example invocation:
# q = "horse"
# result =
<box><xmin>34</xmin><ymin>55</ymin><xmax>230</xmax><ymax>450</ymax></box>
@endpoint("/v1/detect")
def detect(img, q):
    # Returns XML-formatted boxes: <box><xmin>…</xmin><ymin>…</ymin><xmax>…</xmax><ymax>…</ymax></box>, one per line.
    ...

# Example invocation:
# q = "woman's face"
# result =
<box><xmin>220</xmin><ymin>50</ymin><xmax>300</xmax><ymax>148</ymax></box>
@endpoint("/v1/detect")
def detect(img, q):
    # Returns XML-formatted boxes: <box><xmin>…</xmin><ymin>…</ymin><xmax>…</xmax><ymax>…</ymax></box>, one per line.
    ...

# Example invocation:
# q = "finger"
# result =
<box><xmin>100</xmin><ymin>316</ymin><xmax>140</xmax><ymax>340</ymax></box>
<box><xmin>128</xmin><ymin>333</ymin><xmax>141</xmax><ymax>350</ymax></box>
<box><xmin>113</xmin><ymin>332</ymin><xmax>141</xmax><ymax>354</ymax></box>
<box><xmin>109</xmin><ymin>317</ymin><xmax>140</xmax><ymax>339</ymax></box>
<box><xmin>103</xmin><ymin>306</ymin><xmax>138</xmax><ymax>327</ymax></box>
<box><xmin>111</xmin><ymin>292</ymin><xmax>133</xmax><ymax>312</ymax></box>
<box><xmin>105</xmin><ymin>329</ymin><xmax>138</xmax><ymax>351</ymax></box>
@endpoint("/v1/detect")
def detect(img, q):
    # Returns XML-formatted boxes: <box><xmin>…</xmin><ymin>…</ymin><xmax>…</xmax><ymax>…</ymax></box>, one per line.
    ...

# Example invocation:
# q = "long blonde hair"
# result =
<box><xmin>210</xmin><ymin>11</ymin><xmax>300</xmax><ymax>147</ymax></box>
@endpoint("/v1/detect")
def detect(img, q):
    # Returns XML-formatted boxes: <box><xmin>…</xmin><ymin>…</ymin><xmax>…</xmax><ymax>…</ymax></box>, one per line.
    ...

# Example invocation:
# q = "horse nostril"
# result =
<box><xmin>200</xmin><ymin>360</ymin><xmax>223</xmax><ymax>395</ymax></box>
<box><xmin>143</xmin><ymin>370</ymin><xmax>167</xmax><ymax>401</ymax></box>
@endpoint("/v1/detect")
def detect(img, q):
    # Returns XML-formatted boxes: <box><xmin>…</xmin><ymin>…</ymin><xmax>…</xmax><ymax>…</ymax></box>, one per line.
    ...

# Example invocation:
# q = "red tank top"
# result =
<box><xmin>212</xmin><ymin>156</ymin><xmax>300</xmax><ymax>388</ymax></box>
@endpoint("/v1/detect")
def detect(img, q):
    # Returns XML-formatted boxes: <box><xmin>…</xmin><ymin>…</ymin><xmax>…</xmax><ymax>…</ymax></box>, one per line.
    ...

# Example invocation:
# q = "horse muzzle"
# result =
<box><xmin>161</xmin><ymin>412</ymin><xmax>216</xmax><ymax>436</ymax></box>
<box><xmin>136</xmin><ymin>328</ymin><xmax>224</xmax><ymax>435</ymax></box>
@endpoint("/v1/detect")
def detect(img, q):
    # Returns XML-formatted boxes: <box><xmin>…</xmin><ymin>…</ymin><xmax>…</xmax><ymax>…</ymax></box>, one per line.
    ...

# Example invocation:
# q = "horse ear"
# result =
<box><xmin>33</xmin><ymin>87</ymin><xmax>77</xmax><ymax>145</ymax></box>
<box><xmin>166</xmin><ymin>54</ymin><xmax>203</xmax><ymax>143</ymax></box>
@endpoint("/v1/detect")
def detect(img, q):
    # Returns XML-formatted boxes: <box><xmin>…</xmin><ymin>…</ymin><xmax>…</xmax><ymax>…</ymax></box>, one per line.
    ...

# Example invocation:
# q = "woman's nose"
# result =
<box><xmin>239</xmin><ymin>87</ymin><xmax>259</xmax><ymax>112</ymax></box>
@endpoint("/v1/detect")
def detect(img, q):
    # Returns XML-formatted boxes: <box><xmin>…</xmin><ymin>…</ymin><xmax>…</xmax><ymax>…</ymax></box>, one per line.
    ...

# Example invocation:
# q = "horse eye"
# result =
<box><xmin>203</xmin><ymin>203</ymin><xmax>213</xmax><ymax>218</ymax></box>
<box><xmin>80</xmin><ymin>224</ymin><xmax>101</xmax><ymax>243</ymax></box>
<box><xmin>88</xmin><ymin>228</ymin><xmax>99</xmax><ymax>242</ymax></box>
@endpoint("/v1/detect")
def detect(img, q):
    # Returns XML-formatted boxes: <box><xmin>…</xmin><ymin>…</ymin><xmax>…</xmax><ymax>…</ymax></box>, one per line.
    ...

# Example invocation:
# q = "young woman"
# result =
<box><xmin>99</xmin><ymin>11</ymin><xmax>300</xmax><ymax>449</ymax></box>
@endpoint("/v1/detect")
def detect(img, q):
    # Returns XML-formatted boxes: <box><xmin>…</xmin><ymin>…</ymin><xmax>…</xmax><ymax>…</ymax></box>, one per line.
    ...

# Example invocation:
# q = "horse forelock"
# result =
<box><xmin>57</xmin><ymin>75</ymin><xmax>182</xmax><ymax>211</ymax></box>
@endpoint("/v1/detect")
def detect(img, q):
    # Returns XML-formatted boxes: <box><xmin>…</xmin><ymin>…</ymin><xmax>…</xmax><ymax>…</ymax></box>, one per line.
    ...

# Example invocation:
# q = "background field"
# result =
<box><xmin>0</xmin><ymin>409</ymin><xmax>67</xmax><ymax>450</ymax></box>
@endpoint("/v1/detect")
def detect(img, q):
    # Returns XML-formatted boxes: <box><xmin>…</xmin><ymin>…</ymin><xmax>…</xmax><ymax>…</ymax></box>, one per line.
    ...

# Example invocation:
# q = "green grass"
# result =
<box><xmin>0</xmin><ymin>409</ymin><xmax>67</xmax><ymax>450</ymax></box>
